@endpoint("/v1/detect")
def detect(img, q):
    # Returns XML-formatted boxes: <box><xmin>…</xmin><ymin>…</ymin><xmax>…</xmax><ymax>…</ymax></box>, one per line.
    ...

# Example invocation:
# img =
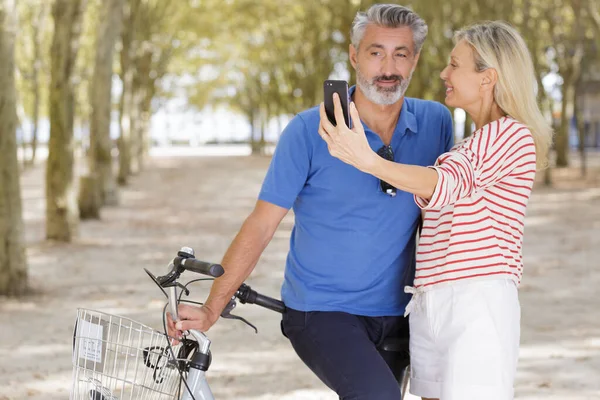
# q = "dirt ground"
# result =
<box><xmin>0</xmin><ymin>150</ymin><xmax>599</xmax><ymax>400</ymax></box>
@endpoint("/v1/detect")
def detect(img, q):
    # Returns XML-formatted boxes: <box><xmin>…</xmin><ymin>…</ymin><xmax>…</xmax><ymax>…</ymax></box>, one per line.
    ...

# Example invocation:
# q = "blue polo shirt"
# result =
<box><xmin>259</xmin><ymin>90</ymin><xmax>453</xmax><ymax>316</ymax></box>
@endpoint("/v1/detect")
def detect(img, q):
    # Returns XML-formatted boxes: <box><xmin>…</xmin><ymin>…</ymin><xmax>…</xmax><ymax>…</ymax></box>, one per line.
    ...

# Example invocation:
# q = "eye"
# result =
<box><xmin>450</xmin><ymin>63</ymin><xmax>458</xmax><ymax>68</ymax></box>
<box><xmin>395</xmin><ymin>53</ymin><xmax>408</xmax><ymax>58</ymax></box>
<box><xmin>371</xmin><ymin>51</ymin><xmax>381</xmax><ymax>56</ymax></box>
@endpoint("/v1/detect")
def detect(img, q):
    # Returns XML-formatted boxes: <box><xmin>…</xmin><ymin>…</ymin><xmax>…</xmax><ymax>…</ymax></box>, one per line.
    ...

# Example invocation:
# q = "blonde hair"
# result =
<box><xmin>455</xmin><ymin>21</ymin><xmax>553</xmax><ymax>169</ymax></box>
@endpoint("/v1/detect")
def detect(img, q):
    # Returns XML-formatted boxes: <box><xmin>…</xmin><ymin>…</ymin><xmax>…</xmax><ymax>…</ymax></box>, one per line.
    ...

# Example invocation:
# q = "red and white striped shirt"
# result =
<box><xmin>413</xmin><ymin>116</ymin><xmax>536</xmax><ymax>290</ymax></box>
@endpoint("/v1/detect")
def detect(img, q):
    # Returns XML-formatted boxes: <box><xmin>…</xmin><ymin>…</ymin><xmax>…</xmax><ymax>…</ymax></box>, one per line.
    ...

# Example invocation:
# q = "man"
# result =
<box><xmin>168</xmin><ymin>4</ymin><xmax>453</xmax><ymax>399</ymax></box>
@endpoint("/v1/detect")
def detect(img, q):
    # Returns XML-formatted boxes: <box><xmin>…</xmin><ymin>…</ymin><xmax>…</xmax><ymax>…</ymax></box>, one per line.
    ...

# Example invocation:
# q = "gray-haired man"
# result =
<box><xmin>168</xmin><ymin>4</ymin><xmax>453</xmax><ymax>399</ymax></box>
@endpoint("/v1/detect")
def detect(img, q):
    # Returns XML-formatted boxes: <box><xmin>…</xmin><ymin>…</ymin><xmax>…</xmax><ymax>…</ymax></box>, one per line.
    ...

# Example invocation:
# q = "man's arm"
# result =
<box><xmin>168</xmin><ymin>200</ymin><xmax>288</xmax><ymax>336</ymax></box>
<box><xmin>205</xmin><ymin>200</ymin><xmax>288</xmax><ymax>317</ymax></box>
<box><xmin>170</xmin><ymin>114</ymin><xmax>311</xmax><ymax>338</ymax></box>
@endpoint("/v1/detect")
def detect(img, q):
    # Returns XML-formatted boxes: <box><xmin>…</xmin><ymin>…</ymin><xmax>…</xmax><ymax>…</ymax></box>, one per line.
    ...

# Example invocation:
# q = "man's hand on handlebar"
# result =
<box><xmin>166</xmin><ymin>304</ymin><xmax>220</xmax><ymax>344</ymax></box>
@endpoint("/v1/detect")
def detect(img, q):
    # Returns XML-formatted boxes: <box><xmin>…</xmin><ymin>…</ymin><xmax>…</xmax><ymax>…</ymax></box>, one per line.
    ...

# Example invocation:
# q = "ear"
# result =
<box><xmin>480</xmin><ymin>68</ymin><xmax>498</xmax><ymax>92</ymax></box>
<box><xmin>411</xmin><ymin>51</ymin><xmax>421</xmax><ymax>73</ymax></box>
<box><xmin>349</xmin><ymin>44</ymin><xmax>358</xmax><ymax>69</ymax></box>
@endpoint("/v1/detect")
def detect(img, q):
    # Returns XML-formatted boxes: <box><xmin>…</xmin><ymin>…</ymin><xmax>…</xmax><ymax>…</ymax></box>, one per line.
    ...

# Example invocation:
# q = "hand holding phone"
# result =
<box><xmin>323</xmin><ymin>80</ymin><xmax>350</xmax><ymax>127</ymax></box>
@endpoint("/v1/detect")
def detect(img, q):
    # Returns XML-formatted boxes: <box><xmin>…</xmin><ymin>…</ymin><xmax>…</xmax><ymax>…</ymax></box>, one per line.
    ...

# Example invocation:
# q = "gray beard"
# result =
<box><xmin>356</xmin><ymin>66</ymin><xmax>412</xmax><ymax>106</ymax></box>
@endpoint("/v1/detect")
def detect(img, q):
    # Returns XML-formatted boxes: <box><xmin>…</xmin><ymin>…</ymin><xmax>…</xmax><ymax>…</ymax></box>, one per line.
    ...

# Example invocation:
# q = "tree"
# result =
<box><xmin>79</xmin><ymin>0</ymin><xmax>123</xmax><ymax>218</ymax></box>
<box><xmin>117</xmin><ymin>0</ymin><xmax>140</xmax><ymax>185</ymax></box>
<box><xmin>16</xmin><ymin>0</ymin><xmax>49</xmax><ymax>167</ymax></box>
<box><xmin>0</xmin><ymin>0</ymin><xmax>28</xmax><ymax>295</ymax></box>
<box><xmin>130</xmin><ymin>0</ymin><xmax>178</xmax><ymax>171</ymax></box>
<box><xmin>46</xmin><ymin>0</ymin><xmax>87</xmax><ymax>241</ymax></box>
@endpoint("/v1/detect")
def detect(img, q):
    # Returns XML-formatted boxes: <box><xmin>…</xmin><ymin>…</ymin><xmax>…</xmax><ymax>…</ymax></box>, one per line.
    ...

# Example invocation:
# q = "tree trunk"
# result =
<box><xmin>27</xmin><ymin>2</ymin><xmax>48</xmax><ymax>167</ymax></box>
<box><xmin>46</xmin><ymin>0</ymin><xmax>86</xmax><ymax>241</ymax></box>
<box><xmin>84</xmin><ymin>0</ymin><xmax>122</xmax><ymax>212</ymax></box>
<box><xmin>138</xmin><ymin>77</ymin><xmax>154</xmax><ymax>167</ymax></box>
<box><xmin>117</xmin><ymin>0</ymin><xmax>139</xmax><ymax>185</ymax></box>
<box><xmin>0</xmin><ymin>0</ymin><xmax>28</xmax><ymax>295</ymax></box>
<box><xmin>16</xmin><ymin>99</ymin><xmax>27</xmax><ymax>166</ymax></box>
<box><xmin>556</xmin><ymin>74</ymin><xmax>572</xmax><ymax>167</ymax></box>
<box><xmin>130</xmin><ymin>49</ymin><xmax>151</xmax><ymax>173</ymax></box>
<box><xmin>250</xmin><ymin>107</ymin><xmax>262</xmax><ymax>155</ymax></box>
<box><xmin>259</xmin><ymin>107</ymin><xmax>267</xmax><ymax>155</ymax></box>
<box><xmin>78</xmin><ymin>175</ymin><xmax>100</xmax><ymax>219</ymax></box>
<box><xmin>574</xmin><ymin>84</ymin><xmax>586</xmax><ymax>178</ymax></box>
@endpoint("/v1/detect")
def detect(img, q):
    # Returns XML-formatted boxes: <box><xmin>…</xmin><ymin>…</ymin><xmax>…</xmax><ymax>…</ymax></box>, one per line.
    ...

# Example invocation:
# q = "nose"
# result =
<box><xmin>440</xmin><ymin>65</ymin><xmax>449</xmax><ymax>81</ymax></box>
<box><xmin>382</xmin><ymin>54</ymin><xmax>396</xmax><ymax>76</ymax></box>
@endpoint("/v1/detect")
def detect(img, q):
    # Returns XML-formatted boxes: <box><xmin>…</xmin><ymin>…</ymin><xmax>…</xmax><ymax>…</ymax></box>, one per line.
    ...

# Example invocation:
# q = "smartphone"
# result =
<box><xmin>324</xmin><ymin>80</ymin><xmax>350</xmax><ymax>127</ymax></box>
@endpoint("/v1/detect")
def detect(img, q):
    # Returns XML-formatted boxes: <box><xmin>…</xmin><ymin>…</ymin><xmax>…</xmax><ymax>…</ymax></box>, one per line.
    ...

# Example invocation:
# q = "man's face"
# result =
<box><xmin>350</xmin><ymin>24</ymin><xmax>420</xmax><ymax>106</ymax></box>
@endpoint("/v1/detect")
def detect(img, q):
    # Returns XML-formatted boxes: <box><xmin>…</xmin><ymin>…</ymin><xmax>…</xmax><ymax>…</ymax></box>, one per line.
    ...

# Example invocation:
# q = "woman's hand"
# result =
<box><xmin>318</xmin><ymin>94</ymin><xmax>378</xmax><ymax>173</ymax></box>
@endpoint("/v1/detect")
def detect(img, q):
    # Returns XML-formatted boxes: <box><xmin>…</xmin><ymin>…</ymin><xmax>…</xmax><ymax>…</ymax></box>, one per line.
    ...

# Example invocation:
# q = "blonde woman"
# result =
<box><xmin>319</xmin><ymin>21</ymin><xmax>552</xmax><ymax>399</ymax></box>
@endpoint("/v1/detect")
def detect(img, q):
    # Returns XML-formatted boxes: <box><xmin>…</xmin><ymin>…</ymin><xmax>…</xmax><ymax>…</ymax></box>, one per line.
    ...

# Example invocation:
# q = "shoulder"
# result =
<box><xmin>296</xmin><ymin>105</ymin><xmax>321</xmax><ymax>129</ymax></box>
<box><xmin>277</xmin><ymin>106</ymin><xmax>320</xmax><ymax>150</ymax></box>
<box><xmin>496</xmin><ymin>116</ymin><xmax>534</xmax><ymax>145</ymax></box>
<box><xmin>281</xmin><ymin>106</ymin><xmax>319</xmax><ymax>138</ymax></box>
<box><xmin>502</xmin><ymin>116</ymin><xmax>531</xmax><ymax>134</ymax></box>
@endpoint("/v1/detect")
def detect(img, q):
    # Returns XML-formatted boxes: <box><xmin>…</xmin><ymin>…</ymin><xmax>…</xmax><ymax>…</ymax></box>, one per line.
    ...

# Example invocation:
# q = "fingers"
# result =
<box><xmin>167</xmin><ymin>312</ymin><xmax>176</xmax><ymax>331</ymax></box>
<box><xmin>174</xmin><ymin>304</ymin><xmax>197</xmax><ymax>331</ymax></box>
<box><xmin>175</xmin><ymin>319</ymin><xmax>208</xmax><ymax>333</ymax></box>
<box><xmin>166</xmin><ymin>312</ymin><xmax>182</xmax><ymax>345</ymax></box>
<box><xmin>319</xmin><ymin>102</ymin><xmax>335</xmax><ymax>134</ymax></box>
<box><xmin>318</xmin><ymin>122</ymin><xmax>333</xmax><ymax>147</ymax></box>
<box><xmin>332</xmin><ymin>93</ymin><xmax>348</xmax><ymax>128</ymax></box>
<box><xmin>349</xmin><ymin>102</ymin><xmax>364</xmax><ymax>135</ymax></box>
<box><xmin>172</xmin><ymin>304</ymin><xmax>217</xmax><ymax>333</ymax></box>
<box><xmin>318</xmin><ymin>103</ymin><xmax>335</xmax><ymax>145</ymax></box>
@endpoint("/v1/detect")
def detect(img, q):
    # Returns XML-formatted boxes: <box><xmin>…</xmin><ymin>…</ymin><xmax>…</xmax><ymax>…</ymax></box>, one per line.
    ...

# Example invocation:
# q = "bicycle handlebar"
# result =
<box><xmin>174</xmin><ymin>256</ymin><xmax>224</xmax><ymax>278</ymax></box>
<box><xmin>149</xmin><ymin>247</ymin><xmax>286</xmax><ymax>329</ymax></box>
<box><xmin>235</xmin><ymin>283</ymin><xmax>286</xmax><ymax>314</ymax></box>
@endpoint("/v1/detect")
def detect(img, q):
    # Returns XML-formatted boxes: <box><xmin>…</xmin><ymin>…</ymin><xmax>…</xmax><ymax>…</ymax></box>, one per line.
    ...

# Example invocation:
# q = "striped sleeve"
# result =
<box><xmin>415</xmin><ymin>119</ymin><xmax>536</xmax><ymax>210</ymax></box>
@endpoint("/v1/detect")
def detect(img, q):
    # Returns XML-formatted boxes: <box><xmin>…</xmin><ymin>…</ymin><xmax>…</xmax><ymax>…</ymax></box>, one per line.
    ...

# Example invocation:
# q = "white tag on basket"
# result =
<box><xmin>76</xmin><ymin>318</ymin><xmax>107</xmax><ymax>372</ymax></box>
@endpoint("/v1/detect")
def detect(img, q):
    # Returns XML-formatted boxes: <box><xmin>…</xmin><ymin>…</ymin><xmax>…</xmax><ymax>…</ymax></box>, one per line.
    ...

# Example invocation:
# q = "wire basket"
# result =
<box><xmin>71</xmin><ymin>308</ymin><xmax>183</xmax><ymax>400</ymax></box>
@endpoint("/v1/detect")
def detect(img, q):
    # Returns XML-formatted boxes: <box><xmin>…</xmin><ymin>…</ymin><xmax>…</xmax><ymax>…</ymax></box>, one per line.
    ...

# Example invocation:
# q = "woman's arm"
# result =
<box><xmin>366</xmin><ymin>157</ymin><xmax>439</xmax><ymax>200</ymax></box>
<box><xmin>318</xmin><ymin>97</ymin><xmax>439</xmax><ymax>199</ymax></box>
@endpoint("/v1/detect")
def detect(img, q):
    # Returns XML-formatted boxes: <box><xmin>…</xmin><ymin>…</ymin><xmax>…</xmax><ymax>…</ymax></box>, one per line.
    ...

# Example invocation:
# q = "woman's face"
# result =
<box><xmin>440</xmin><ymin>40</ymin><xmax>486</xmax><ymax>112</ymax></box>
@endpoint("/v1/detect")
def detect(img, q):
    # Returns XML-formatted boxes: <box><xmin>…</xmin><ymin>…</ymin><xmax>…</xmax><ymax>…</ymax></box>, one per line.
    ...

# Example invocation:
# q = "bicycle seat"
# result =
<box><xmin>380</xmin><ymin>337</ymin><xmax>409</xmax><ymax>353</ymax></box>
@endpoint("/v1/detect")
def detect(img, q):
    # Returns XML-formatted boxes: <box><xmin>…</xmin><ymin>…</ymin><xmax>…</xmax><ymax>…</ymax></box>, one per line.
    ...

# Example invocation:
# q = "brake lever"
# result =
<box><xmin>220</xmin><ymin>298</ymin><xmax>258</xmax><ymax>333</ymax></box>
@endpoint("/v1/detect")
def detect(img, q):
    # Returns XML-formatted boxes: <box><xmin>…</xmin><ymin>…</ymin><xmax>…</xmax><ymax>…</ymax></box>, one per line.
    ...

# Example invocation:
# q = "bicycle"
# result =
<box><xmin>71</xmin><ymin>247</ymin><xmax>411</xmax><ymax>399</ymax></box>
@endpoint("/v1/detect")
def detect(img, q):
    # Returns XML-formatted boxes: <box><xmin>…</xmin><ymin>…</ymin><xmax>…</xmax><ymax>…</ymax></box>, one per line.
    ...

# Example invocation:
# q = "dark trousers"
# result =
<box><xmin>281</xmin><ymin>308</ymin><xmax>409</xmax><ymax>400</ymax></box>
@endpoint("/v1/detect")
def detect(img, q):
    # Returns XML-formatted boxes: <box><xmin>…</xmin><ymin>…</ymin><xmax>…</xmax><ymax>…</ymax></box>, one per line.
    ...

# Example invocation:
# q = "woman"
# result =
<box><xmin>319</xmin><ymin>21</ymin><xmax>552</xmax><ymax>400</ymax></box>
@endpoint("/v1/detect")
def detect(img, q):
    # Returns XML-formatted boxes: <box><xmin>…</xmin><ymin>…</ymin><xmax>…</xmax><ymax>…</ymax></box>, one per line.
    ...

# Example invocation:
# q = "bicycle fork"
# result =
<box><xmin>182</xmin><ymin>368</ymin><xmax>214</xmax><ymax>400</ymax></box>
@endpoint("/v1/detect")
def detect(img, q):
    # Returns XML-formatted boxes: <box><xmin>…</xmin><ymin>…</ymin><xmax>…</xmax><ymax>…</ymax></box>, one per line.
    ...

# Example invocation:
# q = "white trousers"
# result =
<box><xmin>407</xmin><ymin>279</ymin><xmax>520</xmax><ymax>400</ymax></box>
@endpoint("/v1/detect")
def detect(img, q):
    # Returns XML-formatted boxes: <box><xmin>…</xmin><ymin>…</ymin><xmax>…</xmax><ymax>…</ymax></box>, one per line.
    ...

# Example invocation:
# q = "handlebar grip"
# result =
<box><xmin>179</xmin><ymin>258</ymin><xmax>224</xmax><ymax>278</ymax></box>
<box><xmin>248</xmin><ymin>291</ymin><xmax>286</xmax><ymax>314</ymax></box>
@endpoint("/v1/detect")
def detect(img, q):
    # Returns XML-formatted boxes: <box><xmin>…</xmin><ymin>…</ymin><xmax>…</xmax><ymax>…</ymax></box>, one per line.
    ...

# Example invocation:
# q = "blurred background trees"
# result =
<box><xmin>1</xmin><ymin>0</ymin><xmax>599</xmax><ymax>294</ymax></box>
<box><xmin>0</xmin><ymin>0</ymin><xmax>28</xmax><ymax>295</ymax></box>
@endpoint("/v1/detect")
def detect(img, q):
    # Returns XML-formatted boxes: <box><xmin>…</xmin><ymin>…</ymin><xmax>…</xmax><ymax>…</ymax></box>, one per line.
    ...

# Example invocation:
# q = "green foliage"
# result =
<box><xmin>13</xmin><ymin>0</ymin><xmax>600</xmax><ymax>145</ymax></box>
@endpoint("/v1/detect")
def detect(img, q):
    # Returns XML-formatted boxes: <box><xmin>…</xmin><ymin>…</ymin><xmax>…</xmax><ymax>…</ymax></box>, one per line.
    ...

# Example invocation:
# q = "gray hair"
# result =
<box><xmin>350</xmin><ymin>4</ymin><xmax>428</xmax><ymax>54</ymax></box>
